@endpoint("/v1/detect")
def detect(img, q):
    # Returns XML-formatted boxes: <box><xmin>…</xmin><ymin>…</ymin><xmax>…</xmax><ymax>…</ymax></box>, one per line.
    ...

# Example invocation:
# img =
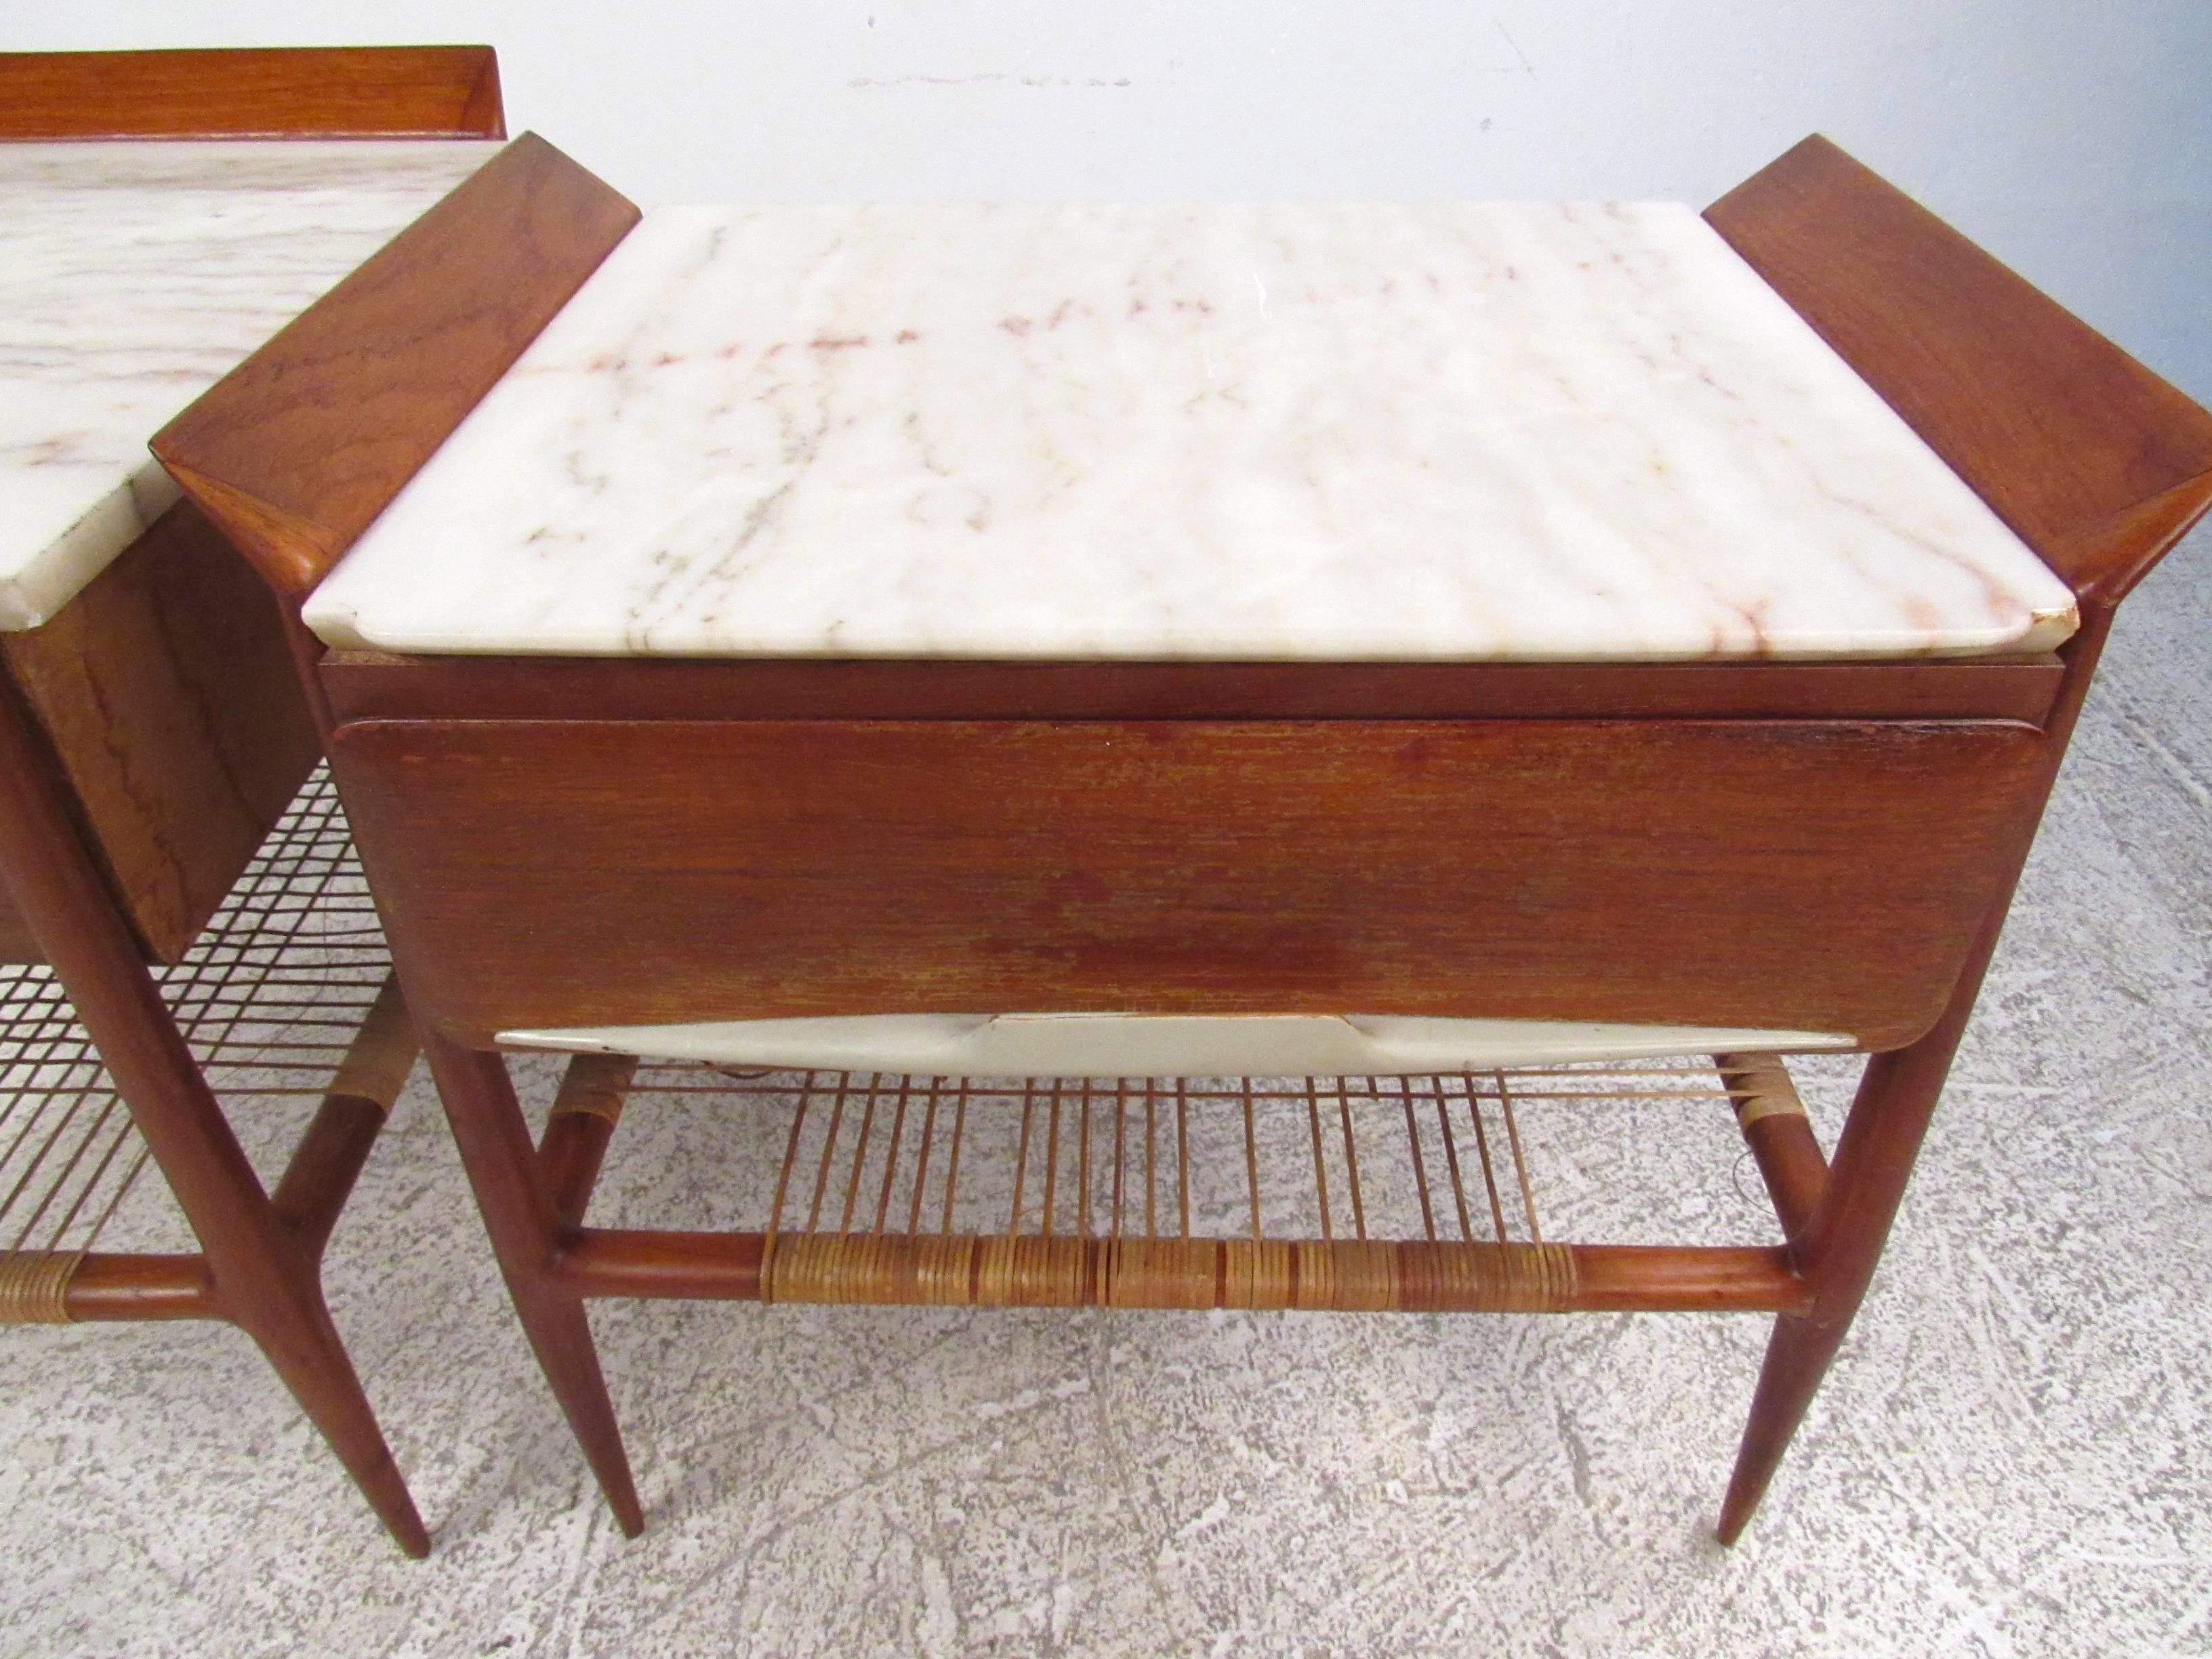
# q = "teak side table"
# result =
<box><xmin>155</xmin><ymin>134</ymin><xmax>2212</xmax><ymax>1542</ymax></box>
<box><xmin>0</xmin><ymin>45</ymin><xmax>506</xmax><ymax>1558</ymax></box>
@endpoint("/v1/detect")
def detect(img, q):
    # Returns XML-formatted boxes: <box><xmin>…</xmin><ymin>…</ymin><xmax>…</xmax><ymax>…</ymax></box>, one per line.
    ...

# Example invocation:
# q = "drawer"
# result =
<box><xmin>331</xmin><ymin>714</ymin><xmax>2049</xmax><ymax>1050</ymax></box>
<box><xmin>0</xmin><ymin>505</ymin><xmax>318</xmax><ymax>963</ymax></box>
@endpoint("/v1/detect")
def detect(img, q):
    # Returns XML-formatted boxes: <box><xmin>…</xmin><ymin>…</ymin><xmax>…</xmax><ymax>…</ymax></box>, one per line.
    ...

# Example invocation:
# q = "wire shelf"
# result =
<box><xmin>0</xmin><ymin>767</ymin><xmax>391</xmax><ymax>1291</ymax></box>
<box><xmin>565</xmin><ymin>1055</ymin><xmax>1803</xmax><ymax>1311</ymax></box>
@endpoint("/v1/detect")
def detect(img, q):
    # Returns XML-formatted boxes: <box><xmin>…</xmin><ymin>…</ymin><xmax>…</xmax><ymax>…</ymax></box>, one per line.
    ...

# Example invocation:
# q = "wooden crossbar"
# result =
<box><xmin>1715</xmin><ymin>1052</ymin><xmax>1829</xmax><ymax>1249</ymax></box>
<box><xmin>531</xmin><ymin>1054</ymin><xmax>1820</xmax><ymax>1315</ymax></box>
<box><xmin>1</xmin><ymin>771</ymin><xmax>413</xmax><ymax>1322</ymax></box>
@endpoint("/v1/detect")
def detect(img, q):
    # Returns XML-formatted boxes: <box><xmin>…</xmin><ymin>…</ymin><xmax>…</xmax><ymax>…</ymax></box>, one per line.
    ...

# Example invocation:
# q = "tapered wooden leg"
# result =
<box><xmin>1715</xmin><ymin>620</ymin><xmax>2117</xmax><ymax>1543</ymax></box>
<box><xmin>235</xmin><ymin>1281</ymin><xmax>431</xmax><ymax>1557</ymax></box>
<box><xmin>1717</xmin><ymin>1313</ymin><xmax>1848</xmax><ymax>1544</ymax></box>
<box><xmin>419</xmin><ymin>1030</ymin><xmax>642</xmax><ymax>1535</ymax></box>
<box><xmin>1717</xmin><ymin>903</ymin><xmax>2018</xmax><ymax>1541</ymax></box>
<box><xmin>0</xmin><ymin>682</ymin><xmax>429</xmax><ymax>1555</ymax></box>
<box><xmin>1715</xmin><ymin>992</ymin><xmax>1981</xmax><ymax>1541</ymax></box>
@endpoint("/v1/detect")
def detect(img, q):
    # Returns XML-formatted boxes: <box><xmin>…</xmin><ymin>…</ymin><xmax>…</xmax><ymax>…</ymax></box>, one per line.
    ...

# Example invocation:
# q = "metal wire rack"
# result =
<box><xmin>552</xmin><ymin>1054</ymin><xmax>1816</xmax><ymax>1311</ymax></box>
<box><xmin>0</xmin><ymin>767</ymin><xmax>391</xmax><ymax>1290</ymax></box>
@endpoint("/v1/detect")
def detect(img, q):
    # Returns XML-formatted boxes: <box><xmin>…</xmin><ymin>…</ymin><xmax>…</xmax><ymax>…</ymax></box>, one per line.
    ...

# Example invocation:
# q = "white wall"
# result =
<box><xmin>9</xmin><ymin>1</ymin><xmax>2209</xmax><ymax>399</ymax></box>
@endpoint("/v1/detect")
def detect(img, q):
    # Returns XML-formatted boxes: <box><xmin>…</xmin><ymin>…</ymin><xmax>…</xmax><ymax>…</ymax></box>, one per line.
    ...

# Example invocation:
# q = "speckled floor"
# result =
<box><xmin>3</xmin><ymin>531</ymin><xmax>2209</xmax><ymax>1658</ymax></box>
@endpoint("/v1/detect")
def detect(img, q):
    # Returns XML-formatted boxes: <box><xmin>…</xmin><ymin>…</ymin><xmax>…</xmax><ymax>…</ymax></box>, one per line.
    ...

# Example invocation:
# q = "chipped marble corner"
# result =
<box><xmin>0</xmin><ymin>467</ymin><xmax>180</xmax><ymax>633</ymax></box>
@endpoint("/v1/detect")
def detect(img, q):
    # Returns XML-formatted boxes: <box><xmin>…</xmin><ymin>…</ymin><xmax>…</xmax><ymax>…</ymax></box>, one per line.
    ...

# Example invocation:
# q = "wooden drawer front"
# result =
<box><xmin>330</xmin><ymin>716</ymin><xmax>2049</xmax><ymax>1050</ymax></box>
<box><xmin>0</xmin><ymin>886</ymin><xmax>43</xmax><ymax>965</ymax></box>
<box><xmin>0</xmin><ymin>506</ymin><xmax>319</xmax><ymax>964</ymax></box>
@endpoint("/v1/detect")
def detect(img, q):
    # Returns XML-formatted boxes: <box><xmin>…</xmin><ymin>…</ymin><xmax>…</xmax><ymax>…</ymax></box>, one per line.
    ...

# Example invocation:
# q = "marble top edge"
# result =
<box><xmin>0</xmin><ymin>137</ymin><xmax>502</xmax><ymax>173</ymax></box>
<box><xmin>305</xmin><ymin>615</ymin><xmax>2076</xmax><ymax>663</ymax></box>
<box><xmin>306</xmin><ymin>199</ymin><xmax>2078</xmax><ymax>663</ymax></box>
<box><xmin>0</xmin><ymin>137</ymin><xmax>504</xmax><ymax>629</ymax></box>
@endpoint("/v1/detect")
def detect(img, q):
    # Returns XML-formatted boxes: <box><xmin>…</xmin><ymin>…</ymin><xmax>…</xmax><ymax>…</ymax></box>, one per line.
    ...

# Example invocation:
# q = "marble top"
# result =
<box><xmin>304</xmin><ymin>202</ymin><xmax>2078</xmax><ymax>661</ymax></box>
<box><xmin>0</xmin><ymin>139</ymin><xmax>503</xmax><ymax>630</ymax></box>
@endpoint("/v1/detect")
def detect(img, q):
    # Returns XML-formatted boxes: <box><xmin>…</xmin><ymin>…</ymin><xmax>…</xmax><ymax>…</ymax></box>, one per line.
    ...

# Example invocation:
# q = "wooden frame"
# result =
<box><xmin>156</xmin><ymin>134</ymin><xmax>2212</xmax><ymax>1544</ymax></box>
<box><xmin>0</xmin><ymin>45</ymin><xmax>504</xmax><ymax>141</ymax></box>
<box><xmin>0</xmin><ymin>45</ymin><xmax>511</xmax><ymax>1558</ymax></box>
<box><xmin>0</xmin><ymin>504</ymin><xmax>319</xmax><ymax>965</ymax></box>
<box><xmin>327</xmin><ymin>714</ymin><xmax>2049</xmax><ymax>1049</ymax></box>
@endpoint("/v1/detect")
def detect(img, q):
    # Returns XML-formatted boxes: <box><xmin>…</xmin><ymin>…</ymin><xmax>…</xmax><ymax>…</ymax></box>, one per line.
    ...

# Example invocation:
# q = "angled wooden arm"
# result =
<box><xmin>154</xmin><ymin>134</ymin><xmax>640</xmax><ymax>600</ymax></box>
<box><xmin>1706</xmin><ymin>135</ymin><xmax>2212</xmax><ymax>610</ymax></box>
<box><xmin>0</xmin><ymin>45</ymin><xmax>505</xmax><ymax>140</ymax></box>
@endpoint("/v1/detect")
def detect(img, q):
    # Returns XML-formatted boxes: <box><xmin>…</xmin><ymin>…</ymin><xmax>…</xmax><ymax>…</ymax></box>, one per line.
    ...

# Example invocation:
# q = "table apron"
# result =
<box><xmin>327</xmin><ymin>714</ymin><xmax>2051</xmax><ymax>1052</ymax></box>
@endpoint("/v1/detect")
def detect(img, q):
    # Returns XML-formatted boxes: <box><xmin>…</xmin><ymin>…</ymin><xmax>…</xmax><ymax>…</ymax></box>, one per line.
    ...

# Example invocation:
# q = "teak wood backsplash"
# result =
<box><xmin>0</xmin><ymin>46</ymin><xmax>504</xmax><ymax>141</ymax></box>
<box><xmin>155</xmin><ymin>134</ymin><xmax>640</xmax><ymax>599</ymax></box>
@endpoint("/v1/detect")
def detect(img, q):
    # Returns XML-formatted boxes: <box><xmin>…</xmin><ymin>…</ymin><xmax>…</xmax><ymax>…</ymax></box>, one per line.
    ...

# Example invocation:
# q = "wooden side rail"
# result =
<box><xmin>60</xmin><ymin>1254</ymin><xmax>220</xmax><ymax>1322</ymax></box>
<box><xmin>317</xmin><ymin>651</ymin><xmax>2070</xmax><ymax>728</ymax></box>
<box><xmin>1716</xmin><ymin>1052</ymin><xmax>1828</xmax><ymax>1250</ymax></box>
<box><xmin>1</xmin><ymin>1250</ymin><xmax>217</xmax><ymax>1322</ymax></box>
<box><xmin>537</xmin><ymin>1053</ymin><xmax>637</xmax><ymax>1229</ymax></box>
<box><xmin>556</xmin><ymin>1229</ymin><xmax>1811</xmax><ymax>1315</ymax></box>
<box><xmin>0</xmin><ymin>46</ymin><xmax>504</xmax><ymax>140</ymax></box>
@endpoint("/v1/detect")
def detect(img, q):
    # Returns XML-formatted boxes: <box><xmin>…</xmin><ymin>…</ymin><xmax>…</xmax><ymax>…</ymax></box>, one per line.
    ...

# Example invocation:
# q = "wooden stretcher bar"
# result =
<box><xmin>533</xmin><ymin>1057</ymin><xmax>1820</xmax><ymax>1315</ymax></box>
<box><xmin>0</xmin><ymin>777</ymin><xmax>418</xmax><ymax>1323</ymax></box>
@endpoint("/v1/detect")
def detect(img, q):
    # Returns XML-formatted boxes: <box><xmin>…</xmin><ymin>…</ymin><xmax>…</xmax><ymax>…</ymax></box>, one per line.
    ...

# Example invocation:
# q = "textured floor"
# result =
<box><xmin>3</xmin><ymin>529</ymin><xmax>2209</xmax><ymax>1658</ymax></box>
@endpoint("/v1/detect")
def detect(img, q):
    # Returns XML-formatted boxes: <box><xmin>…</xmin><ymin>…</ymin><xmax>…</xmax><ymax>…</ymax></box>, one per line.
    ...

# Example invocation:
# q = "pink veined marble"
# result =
<box><xmin>0</xmin><ymin>138</ymin><xmax>503</xmax><ymax>630</ymax></box>
<box><xmin>306</xmin><ymin>201</ymin><xmax>2078</xmax><ymax>662</ymax></box>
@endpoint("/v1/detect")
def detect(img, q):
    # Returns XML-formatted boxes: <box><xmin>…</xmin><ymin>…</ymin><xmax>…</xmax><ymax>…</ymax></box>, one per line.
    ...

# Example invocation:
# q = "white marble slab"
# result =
<box><xmin>0</xmin><ymin>139</ymin><xmax>502</xmax><ymax>630</ymax></box>
<box><xmin>498</xmin><ymin>1012</ymin><xmax>1853</xmax><ymax>1077</ymax></box>
<box><xmin>307</xmin><ymin>201</ymin><xmax>2076</xmax><ymax>661</ymax></box>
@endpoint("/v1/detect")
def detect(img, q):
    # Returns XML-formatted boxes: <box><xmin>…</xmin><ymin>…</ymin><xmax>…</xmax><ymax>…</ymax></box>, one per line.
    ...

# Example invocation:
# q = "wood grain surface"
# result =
<box><xmin>155</xmin><ymin>134</ymin><xmax>640</xmax><ymax>597</ymax></box>
<box><xmin>0</xmin><ymin>46</ymin><xmax>504</xmax><ymax>140</ymax></box>
<box><xmin>1708</xmin><ymin>135</ymin><xmax>2212</xmax><ymax>608</ymax></box>
<box><xmin>329</xmin><ymin>714</ymin><xmax>2050</xmax><ymax>1049</ymax></box>
<box><xmin>0</xmin><ymin>504</ymin><xmax>317</xmax><ymax>962</ymax></box>
<box><xmin>320</xmin><ymin>651</ymin><xmax>2068</xmax><ymax>726</ymax></box>
<box><xmin>0</xmin><ymin>882</ymin><xmax>41</xmax><ymax>964</ymax></box>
